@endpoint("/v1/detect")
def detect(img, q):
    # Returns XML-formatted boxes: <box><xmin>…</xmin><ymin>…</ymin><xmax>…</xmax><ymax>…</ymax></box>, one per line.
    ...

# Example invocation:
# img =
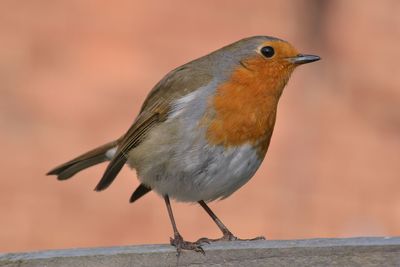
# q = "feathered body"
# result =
<box><xmin>48</xmin><ymin>36</ymin><xmax>315</xmax><ymax>204</ymax></box>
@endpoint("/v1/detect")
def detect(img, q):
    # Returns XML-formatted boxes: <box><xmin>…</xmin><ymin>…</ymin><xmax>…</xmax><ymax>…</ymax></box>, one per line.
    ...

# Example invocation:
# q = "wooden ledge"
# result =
<box><xmin>1</xmin><ymin>237</ymin><xmax>400</xmax><ymax>266</ymax></box>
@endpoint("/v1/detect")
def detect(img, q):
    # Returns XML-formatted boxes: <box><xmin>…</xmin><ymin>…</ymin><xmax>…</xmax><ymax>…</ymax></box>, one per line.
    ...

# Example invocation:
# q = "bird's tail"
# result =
<box><xmin>47</xmin><ymin>140</ymin><xmax>119</xmax><ymax>180</ymax></box>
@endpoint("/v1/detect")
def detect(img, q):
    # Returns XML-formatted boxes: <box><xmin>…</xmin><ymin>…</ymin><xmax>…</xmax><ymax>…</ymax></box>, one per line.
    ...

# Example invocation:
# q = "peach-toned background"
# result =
<box><xmin>1</xmin><ymin>0</ymin><xmax>399</xmax><ymax>253</ymax></box>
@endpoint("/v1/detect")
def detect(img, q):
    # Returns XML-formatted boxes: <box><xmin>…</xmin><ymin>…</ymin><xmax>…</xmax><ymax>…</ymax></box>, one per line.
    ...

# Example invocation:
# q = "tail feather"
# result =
<box><xmin>130</xmin><ymin>184</ymin><xmax>151</xmax><ymax>203</ymax></box>
<box><xmin>94</xmin><ymin>152</ymin><xmax>126</xmax><ymax>191</ymax></box>
<box><xmin>47</xmin><ymin>140</ymin><xmax>119</xmax><ymax>180</ymax></box>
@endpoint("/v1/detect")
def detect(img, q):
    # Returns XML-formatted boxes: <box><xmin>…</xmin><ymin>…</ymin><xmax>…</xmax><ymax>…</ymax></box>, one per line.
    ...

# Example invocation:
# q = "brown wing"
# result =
<box><xmin>94</xmin><ymin>64</ymin><xmax>212</xmax><ymax>191</ymax></box>
<box><xmin>94</xmin><ymin>109</ymin><xmax>166</xmax><ymax>191</ymax></box>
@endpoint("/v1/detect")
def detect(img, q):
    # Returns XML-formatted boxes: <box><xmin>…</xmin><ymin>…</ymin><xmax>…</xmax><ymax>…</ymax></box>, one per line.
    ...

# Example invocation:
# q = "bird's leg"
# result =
<box><xmin>196</xmin><ymin>200</ymin><xmax>265</xmax><ymax>243</ymax></box>
<box><xmin>197</xmin><ymin>200</ymin><xmax>236</xmax><ymax>241</ymax></box>
<box><xmin>164</xmin><ymin>195</ymin><xmax>205</xmax><ymax>256</ymax></box>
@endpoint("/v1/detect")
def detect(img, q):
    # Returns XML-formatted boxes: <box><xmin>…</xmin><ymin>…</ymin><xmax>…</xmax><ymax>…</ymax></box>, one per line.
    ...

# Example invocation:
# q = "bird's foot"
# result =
<box><xmin>196</xmin><ymin>231</ymin><xmax>265</xmax><ymax>243</ymax></box>
<box><xmin>170</xmin><ymin>233</ymin><xmax>207</xmax><ymax>256</ymax></box>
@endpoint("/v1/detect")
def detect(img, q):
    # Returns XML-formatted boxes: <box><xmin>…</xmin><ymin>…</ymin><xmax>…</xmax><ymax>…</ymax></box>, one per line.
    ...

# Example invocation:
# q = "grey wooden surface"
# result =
<box><xmin>1</xmin><ymin>237</ymin><xmax>400</xmax><ymax>267</ymax></box>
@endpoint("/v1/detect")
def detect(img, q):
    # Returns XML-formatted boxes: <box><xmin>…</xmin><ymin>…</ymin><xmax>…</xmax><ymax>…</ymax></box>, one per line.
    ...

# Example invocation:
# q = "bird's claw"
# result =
<box><xmin>250</xmin><ymin>236</ymin><xmax>266</xmax><ymax>241</ymax></box>
<box><xmin>170</xmin><ymin>234</ymin><xmax>205</xmax><ymax>256</ymax></box>
<box><xmin>196</xmin><ymin>233</ymin><xmax>266</xmax><ymax>243</ymax></box>
<box><xmin>195</xmin><ymin>237</ymin><xmax>212</xmax><ymax>244</ymax></box>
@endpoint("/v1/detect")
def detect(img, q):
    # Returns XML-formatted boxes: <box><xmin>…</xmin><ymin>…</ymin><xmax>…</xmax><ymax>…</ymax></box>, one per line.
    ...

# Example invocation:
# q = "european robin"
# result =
<box><xmin>48</xmin><ymin>36</ymin><xmax>320</xmax><ymax>254</ymax></box>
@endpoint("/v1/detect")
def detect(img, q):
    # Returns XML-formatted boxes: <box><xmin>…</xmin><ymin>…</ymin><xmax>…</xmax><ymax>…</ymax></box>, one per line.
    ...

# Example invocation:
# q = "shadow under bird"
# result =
<box><xmin>47</xmin><ymin>35</ymin><xmax>320</xmax><ymax>255</ymax></box>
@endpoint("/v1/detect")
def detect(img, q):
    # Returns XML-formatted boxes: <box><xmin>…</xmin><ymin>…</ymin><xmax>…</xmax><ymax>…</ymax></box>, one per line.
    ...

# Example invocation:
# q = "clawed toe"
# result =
<box><xmin>233</xmin><ymin>235</ymin><xmax>266</xmax><ymax>241</ymax></box>
<box><xmin>170</xmin><ymin>235</ymin><xmax>205</xmax><ymax>256</ymax></box>
<box><xmin>250</xmin><ymin>235</ymin><xmax>266</xmax><ymax>241</ymax></box>
<box><xmin>195</xmin><ymin>237</ymin><xmax>212</xmax><ymax>244</ymax></box>
<box><xmin>196</xmin><ymin>234</ymin><xmax>266</xmax><ymax>243</ymax></box>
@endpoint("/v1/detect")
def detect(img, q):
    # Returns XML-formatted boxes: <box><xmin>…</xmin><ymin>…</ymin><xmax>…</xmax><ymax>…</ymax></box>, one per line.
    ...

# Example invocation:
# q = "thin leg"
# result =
<box><xmin>197</xmin><ymin>200</ymin><xmax>265</xmax><ymax>243</ymax></box>
<box><xmin>164</xmin><ymin>195</ymin><xmax>205</xmax><ymax>255</ymax></box>
<box><xmin>198</xmin><ymin>200</ymin><xmax>235</xmax><ymax>239</ymax></box>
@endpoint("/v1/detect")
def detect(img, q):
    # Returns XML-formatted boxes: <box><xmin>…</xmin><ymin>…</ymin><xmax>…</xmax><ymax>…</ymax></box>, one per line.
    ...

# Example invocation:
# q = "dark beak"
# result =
<box><xmin>288</xmin><ymin>54</ymin><xmax>320</xmax><ymax>65</ymax></box>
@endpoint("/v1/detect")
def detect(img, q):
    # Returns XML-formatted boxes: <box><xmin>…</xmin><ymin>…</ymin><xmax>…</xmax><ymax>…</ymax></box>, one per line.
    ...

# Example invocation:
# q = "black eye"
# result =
<box><xmin>260</xmin><ymin>46</ymin><xmax>275</xmax><ymax>58</ymax></box>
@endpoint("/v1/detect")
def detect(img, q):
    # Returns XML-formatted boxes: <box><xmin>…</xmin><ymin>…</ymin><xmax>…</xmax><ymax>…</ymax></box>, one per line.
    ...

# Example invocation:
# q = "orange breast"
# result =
<box><xmin>204</xmin><ymin>55</ymin><xmax>294</xmax><ymax>156</ymax></box>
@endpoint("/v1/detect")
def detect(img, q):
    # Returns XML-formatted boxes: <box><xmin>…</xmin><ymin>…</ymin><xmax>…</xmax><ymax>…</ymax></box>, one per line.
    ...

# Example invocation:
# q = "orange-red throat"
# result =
<box><xmin>205</xmin><ymin>40</ymin><xmax>301</xmax><ymax>149</ymax></box>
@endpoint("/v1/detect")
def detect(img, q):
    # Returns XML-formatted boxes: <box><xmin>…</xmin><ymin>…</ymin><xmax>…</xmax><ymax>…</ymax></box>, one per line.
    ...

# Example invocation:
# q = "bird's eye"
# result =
<box><xmin>260</xmin><ymin>46</ymin><xmax>275</xmax><ymax>58</ymax></box>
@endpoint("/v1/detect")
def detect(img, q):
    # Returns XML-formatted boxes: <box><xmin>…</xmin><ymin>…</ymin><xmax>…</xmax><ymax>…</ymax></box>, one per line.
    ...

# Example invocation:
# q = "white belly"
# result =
<box><xmin>127</xmin><ymin>118</ymin><xmax>262</xmax><ymax>202</ymax></box>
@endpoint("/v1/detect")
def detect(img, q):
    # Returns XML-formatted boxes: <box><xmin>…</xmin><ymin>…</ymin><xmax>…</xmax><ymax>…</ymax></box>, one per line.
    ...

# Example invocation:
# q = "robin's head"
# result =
<box><xmin>214</xmin><ymin>36</ymin><xmax>320</xmax><ymax>80</ymax></box>
<box><xmin>208</xmin><ymin>36</ymin><xmax>320</xmax><ymax>97</ymax></box>
<box><xmin>215</xmin><ymin>36</ymin><xmax>320</xmax><ymax>69</ymax></box>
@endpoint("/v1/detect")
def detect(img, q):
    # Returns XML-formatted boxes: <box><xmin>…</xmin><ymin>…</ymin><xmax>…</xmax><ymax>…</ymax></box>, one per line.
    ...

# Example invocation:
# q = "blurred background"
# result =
<box><xmin>1</xmin><ymin>0</ymin><xmax>399</xmax><ymax>253</ymax></box>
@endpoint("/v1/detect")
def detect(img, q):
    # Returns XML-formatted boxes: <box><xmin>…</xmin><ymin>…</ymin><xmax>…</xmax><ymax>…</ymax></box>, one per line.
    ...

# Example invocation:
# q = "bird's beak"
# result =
<box><xmin>287</xmin><ymin>54</ymin><xmax>320</xmax><ymax>65</ymax></box>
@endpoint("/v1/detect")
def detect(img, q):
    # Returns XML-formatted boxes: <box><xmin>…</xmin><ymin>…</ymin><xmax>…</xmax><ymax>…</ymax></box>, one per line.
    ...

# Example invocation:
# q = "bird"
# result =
<box><xmin>47</xmin><ymin>36</ymin><xmax>320</xmax><ymax>255</ymax></box>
